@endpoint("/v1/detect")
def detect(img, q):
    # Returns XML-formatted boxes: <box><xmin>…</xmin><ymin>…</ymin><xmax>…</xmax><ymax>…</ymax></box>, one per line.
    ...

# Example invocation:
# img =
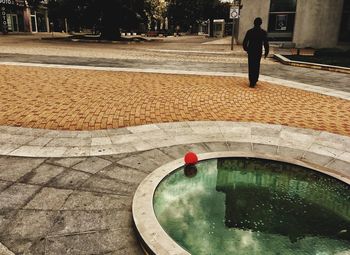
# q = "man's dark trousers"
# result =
<box><xmin>248</xmin><ymin>51</ymin><xmax>262</xmax><ymax>86</ymax></box>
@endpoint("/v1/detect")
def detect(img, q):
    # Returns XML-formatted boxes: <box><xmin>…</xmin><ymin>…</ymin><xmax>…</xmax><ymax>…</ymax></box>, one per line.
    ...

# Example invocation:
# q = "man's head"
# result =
<box><xmin>254</xmin><ymin>17</ymin><xmax>262</xmax><ymax>27</ymax></box>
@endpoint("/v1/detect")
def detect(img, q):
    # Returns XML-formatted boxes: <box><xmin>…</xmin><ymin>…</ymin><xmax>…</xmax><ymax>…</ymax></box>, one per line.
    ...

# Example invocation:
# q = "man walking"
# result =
<box><xmin>243</xmin><ymin>17</ymin><xmax>269</xmax><ymax>88</ymax></box>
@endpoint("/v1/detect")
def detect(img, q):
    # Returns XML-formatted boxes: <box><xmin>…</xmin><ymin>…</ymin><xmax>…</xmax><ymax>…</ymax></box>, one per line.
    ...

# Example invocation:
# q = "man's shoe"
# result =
<box><xmin>249</xmin><ymin>83</ymin><xmax>256</xmax><ymax>88</ymax></box>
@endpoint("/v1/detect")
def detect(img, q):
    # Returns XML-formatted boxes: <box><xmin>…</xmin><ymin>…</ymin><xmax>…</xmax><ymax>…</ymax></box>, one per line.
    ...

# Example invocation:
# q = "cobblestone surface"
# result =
<box><xmin>1</xmin><ymin>65</ymin><xmax>350</xmax><ymax>135</ymax></box>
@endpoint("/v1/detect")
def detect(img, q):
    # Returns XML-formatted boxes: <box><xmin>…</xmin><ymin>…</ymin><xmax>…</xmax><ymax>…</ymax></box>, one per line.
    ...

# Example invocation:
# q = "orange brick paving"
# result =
<box><xmin>0</xmin><ymin>65</ymin><xmax>350</xmax><ymax>136</ymax></box>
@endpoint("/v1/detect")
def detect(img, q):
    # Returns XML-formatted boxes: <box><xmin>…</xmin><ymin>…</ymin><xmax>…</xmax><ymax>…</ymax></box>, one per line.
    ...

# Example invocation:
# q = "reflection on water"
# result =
<box><xmin>153</xmin><ymin>158</ymin><xmax>350</xmax><ymax>255</ymax></box>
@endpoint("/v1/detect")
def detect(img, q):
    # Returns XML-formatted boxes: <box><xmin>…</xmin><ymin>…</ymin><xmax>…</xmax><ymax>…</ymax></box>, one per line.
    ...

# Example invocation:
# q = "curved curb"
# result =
<box><xmin>132</xmin><ymin>151</ymin><xmax>350</xmax><ymax>255</ymax></box>
<box><xmin>274</xmin><ymin>54</ymin><xmax>350</xmax><ymax>75</ymax></box>
<box><xmin>1</xmin><ymin>122</ymin><xmax>350</xmax><ymax>161</ymax></box>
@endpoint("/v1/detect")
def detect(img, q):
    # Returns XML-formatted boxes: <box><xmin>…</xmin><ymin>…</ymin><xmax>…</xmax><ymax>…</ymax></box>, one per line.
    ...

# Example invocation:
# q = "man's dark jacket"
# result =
<box><xmin>243</xmin><ymin>27</ymin><xmax>269</xmax><ymax>56</ymax></box>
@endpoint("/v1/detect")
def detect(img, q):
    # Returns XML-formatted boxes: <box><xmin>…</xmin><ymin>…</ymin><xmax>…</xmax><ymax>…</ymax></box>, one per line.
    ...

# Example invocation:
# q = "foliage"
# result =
<box><xmin>166</xmin><ymin>0</ymin><xmax>230</xmax><ymax>32</ymax></box>
<box><xmin>46</xmin><ymin>0</ymin><xmax>229</xmax><ymax>39</ymax></box>
<box><xmin>47</xmin><ymin>0</ymin><xmax>147</xmax><ymax>38</ymax></box>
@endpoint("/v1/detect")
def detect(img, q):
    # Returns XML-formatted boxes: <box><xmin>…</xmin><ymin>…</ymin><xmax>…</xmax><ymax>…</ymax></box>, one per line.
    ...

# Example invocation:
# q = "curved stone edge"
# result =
<box><xmin>1</xmin><ymin>62</ymin><xmax>350</xmax><ymax>100</ymax></box>
<box><xmin>132</xmin><ymin>151</ymin><xmax>350</xmax><ymax>255</ymax></box>
<box><xmin>1</xmin><ymin>122</ymin><xmax>350</xmax><ymax>164</ymax></box>
<box><xmin>274</xmin><ymin>54</ymin><xmax>350</xmax><ymax>75</ymax></box>
<box><xmin>0</xmin><ymin>242</ymin><xmax>15</xmax><ymax>255</ymax></box>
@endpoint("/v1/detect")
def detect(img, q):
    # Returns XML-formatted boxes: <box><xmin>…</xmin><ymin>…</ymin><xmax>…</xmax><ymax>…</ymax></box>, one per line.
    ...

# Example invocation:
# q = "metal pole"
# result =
<box><xmin>231</xmin><ymin>19</ymin><xmax>235</xmax><ymax>51</ymax></box>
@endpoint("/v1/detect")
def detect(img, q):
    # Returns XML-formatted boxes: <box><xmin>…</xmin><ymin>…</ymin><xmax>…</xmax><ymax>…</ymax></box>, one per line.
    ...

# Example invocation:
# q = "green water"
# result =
<box><xmin>153</xmin><ymin>158</ymin><xmax>350</xmax><ymax>255</ymax></box>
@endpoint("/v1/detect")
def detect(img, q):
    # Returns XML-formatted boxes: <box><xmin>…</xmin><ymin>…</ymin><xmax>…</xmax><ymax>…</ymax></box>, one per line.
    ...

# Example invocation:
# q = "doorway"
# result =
<box><xmin>6</xmin><ymin>14</ymin><xmax>19</xmax><ymax>32</ymax></box>
<box><xmin>31</xmin><ymin>14</ymin><xmax>37</xmax><ymax>33</ymax></box>
<box><xmin>268</xmin><ymin>0</ymin><xmax>297</xmax><ymax>41</ymax></box>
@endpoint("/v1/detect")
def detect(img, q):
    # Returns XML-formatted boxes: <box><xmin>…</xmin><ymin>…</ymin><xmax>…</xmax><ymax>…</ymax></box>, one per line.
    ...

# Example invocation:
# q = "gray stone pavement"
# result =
<box><xmin>1</xmin><ymin>139</ymin><xmax>350</xmax><ymax>254</ymax></box>
<box><xmin>1</xmin><ymin>122</ymin><xmax>350</xmax><ymax>254</ymax></box>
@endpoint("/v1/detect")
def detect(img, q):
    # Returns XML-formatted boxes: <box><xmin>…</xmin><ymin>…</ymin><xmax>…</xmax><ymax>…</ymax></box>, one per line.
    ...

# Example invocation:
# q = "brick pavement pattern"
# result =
<box><xmin>1</xmin><ymin>65</ymin><xmax>350</xmax><ymax>135</ymax></box>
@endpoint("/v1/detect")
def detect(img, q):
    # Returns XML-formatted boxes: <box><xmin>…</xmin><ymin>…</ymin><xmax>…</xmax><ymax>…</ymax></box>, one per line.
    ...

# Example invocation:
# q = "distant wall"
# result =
<box><xmin>293</xmin><ymin>0</ymin><xmax>344</xmax><ymax>48</ymax></box>
<box><xmin>237</xmin><ymin>0</ymin><xmax>270</xmax><ymax>44</ymax></box>
<box><xmin>237</xmin><ymin>0</ymin><xmax>344</xmax><ymax>48</ymax></box>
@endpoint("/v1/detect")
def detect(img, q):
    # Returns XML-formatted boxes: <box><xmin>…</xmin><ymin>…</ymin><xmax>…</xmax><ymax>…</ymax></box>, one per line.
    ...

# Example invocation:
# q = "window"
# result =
<box><xmin>268</xmin><ymin>0</ymin><xmax>297</xmax><ymax>41</ymax></box>
<box><xmin>270</xmin><ymin>0</ymin><xmax>297</xmax><ymax>13</ymax></box>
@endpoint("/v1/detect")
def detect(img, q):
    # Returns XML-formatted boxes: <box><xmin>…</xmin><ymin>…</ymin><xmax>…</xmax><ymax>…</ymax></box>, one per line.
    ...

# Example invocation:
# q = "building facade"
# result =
<box><xmin>0</xmin><ymin>0</ymin><xmax>49</xmax><ymax>34</ymax></box>
<box><xmin>238</xmin><ymin>0</ymin><xmax>350</xmax><ymax>48</ymax></box>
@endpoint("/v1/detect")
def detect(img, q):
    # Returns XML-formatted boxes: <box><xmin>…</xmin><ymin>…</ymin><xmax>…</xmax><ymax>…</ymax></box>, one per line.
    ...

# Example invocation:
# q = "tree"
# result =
<box><xmin>166</xmin><ymin>0</ymin><xmax>229</xmax><ymax>33</ymax></box>
<box><xmin>144</xmin><ymin>0</ymin><xmax>167</xmax><ymax>30</ymax></box>
<box><xmin>47</xmin><ymin>0</ymin><xmax>147</xmax><ymax>39</ymax></box>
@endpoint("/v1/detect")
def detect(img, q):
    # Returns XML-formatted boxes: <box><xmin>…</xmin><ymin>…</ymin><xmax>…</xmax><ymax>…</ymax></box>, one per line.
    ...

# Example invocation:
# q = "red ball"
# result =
<box><xmin>184</xmin><ymin>152</ymin><xmax>198</xmax><ymax>165</ymax></box>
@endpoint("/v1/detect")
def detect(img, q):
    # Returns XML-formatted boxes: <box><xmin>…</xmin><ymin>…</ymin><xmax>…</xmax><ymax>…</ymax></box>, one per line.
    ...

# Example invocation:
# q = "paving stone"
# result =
<box><xmin>316</xmin><ymin>132</ymin><xmax>350</xmax><ymax>152</ymax></box>
<box><xmin>135</xmin><ymin>130</ymin><xmax>168</xmax><ymax>140</ymax></box>
<box><xmin>0</xmin><ymin>209</ymin><xmax>17</xmax><ymax>235</ymax></box>
<box><xmin>308</xmin><ymin>144</ymin><xmax>344</xmax><ymax>157</ymax></box>
<box><xmin>47</xmin><ymin>137</ymin><xmax>90</xmax><ymax>147</ymax></box>
<box><xmin>110</xmin><ymin>134</ymin><xmax>140</xmax><ymax>144</ymax></box>
<box><xmin>0</xmin><ymin>158</ymin><xmax>45</xmax><ymax>182</ymax></box>
<box><xmin>117</xmin><ymin>150</ymin><xmax>173</xmax><ymax>173</ymax></box>
<box><xmin>49</xmin><ymin>210</ymin><xmax>131</xmax><ymax>236</ymax></box>
<box><xmin>47</xmin><ymin>158</ymin><xmax>86</xmax><ymax>168</ymax></box>
<box><xmin>61</xmin><ymin>191</ymin><xmax>130</xmax><ymax>211</ymax></box>
<box><xmin>0</xmin><ymin>143</ymin><xmax>20</xmax><ymax>155</ymax></box>
<box><xmin>0</xmin><ymin>183</ymin><xmax>40</xmax><ymax>209</ymax></box>
<box><xmin>127</xmin><ymin>124</ymin><xmax>161</xmax><ymax>133</ymax></box>
<box><xmin>252</xmin><ymin>144</ymin><xmax>278</xmax><ymax>155</ymax></box>
<box><xmin>0</xmin><ymin>134</ymin><xmax>35</xmax><ymax>145</ymax></box>
<box><xmin>190</xmin><ymin>125</ymin><xmax>221</xmax><ymax>134</ymax></box>
<box><xmin>25</xmin><ymin>188</ymin><xmax>73</xmax><ymax>210</ymax></box>
<box><xmin>204</xmin><ymin>142</ymin><xmax>229</xmax><ymax>152</ymax></box>
<box><xmin>27</xmin><ymin>137</ymin><xmax>53</xmax><ymax>146</ymax></box>
<box><xmin>8</xmin><ymin>146</ymin><xmax>43</xmax><ymax>157</ymax></box>
<box><xmin>326</xmin><ymin>159</ymin><xmax>350</xmax><ymax>176</ymax></box>
<box><xmin>4</xmin><ymin>210</ymin><xmax>57</xmax><ymax>239</ymax></box>
<box><xmin>19</xmin><ymin>163</ymin><xmax>65</xmax><ymax>185</ymax></box>
<box><xmin>184</xmin><ymin>143</ymin><xmax>210</xmax><ymax>154</ymax></box>
<box><xmin>81</xmin><ymin>176</ymin><xmax>136</xmax><ymax>195</ymax></box>
<box><xmin>62</xmin><ymin>147</ymin><xmax>91</xmax><ymax>157</ymax></box>
<box><xmin>0</xmin><ymin>241</ymin><xmax>15</xmax><ymax>255</ymax></box>
<box><xmin>251</xmin><ymin>125</ymin><xmax>281</xmax><ymax>136</ymax></box>
<box><xmin>0</xmin><ymin>238</ymin><xmax>44</xmax><ymax>255</ymax></box>
<box><xmin>162</xmin><ymin>127</ymin><xmax>195</xmax><ymax>136</ymax></box>
<box><xmin>0</xmin><ymin>180</ymin><xmax>11</xmax><ymax>192</ymax></box>
<box><xmin>98</xmin><ymin>165</ymin><xmax>147</xmax><ymax>184</ymax></box>
<box><xmin>301</xmin><ymin>152</ymin><xmax>334</xmax><ymax>166</ymax></box>
<box><xmin>251</xmin><ymin>135</ymin><xmax>279</xmax><ymax>145</ymax></box>
<box><xmin>225</xmin><ymin>141</ymin><xmax>252</xmax><ymax>152</ymax></box>
<box><xmin>91</xmin><ymin>137</ymin><xmax>112</xmax><ymax>146</ymax></box>
<box><xmin>36</xmin><ymin>147</ymin><xmax>68</xmax><ymax>157</ymax></box>
<box><xmin>72</xmin><ymin>157</ymin><xmax>112</xmax><ymax>174</ymax></box>
<box><xmin>48</xmin><ymin>170</ymin><xmax>91</xmax><ymax>189</ymax></box>
<box><xmin>106</xmin><ymin>128</ymin><xmax>131</xmax><ymax>136</ymax></box>
<box><xmin>279</xmin><ymin>130</ymin><xmax>316</xmax><ymax>150</ymax></box>
<box><xmin>89</xmin><ymin>145</ymin><xmax>119</xmax><ymax>156</ymax></box>
<box><xmin>100</xmin><ymin>153</ymin><xmax>131</xmax><ymax>163</ymax></box>
<box><xmin>338</xmin><ymin>152</ymin><xmax>350</xmax><ymax>162</ymax></box>
<box><xmin>45</xmin><ymin>229</ymin><xmax>139</xmax><ymax>255</ymax></box>
<box><xmin>277</xmin><ymin>146</ymin><xmax>305</xmax><ymax>160</ymax></box>
<box><xmin>159</xmin><ymin>146</ymin><xmax>192</xmax><ymax>160</ymax></box>
<box><xmin>141</xmin><ymin>137</ymin><xmax>179</xmax><ymax>149</ymax></box>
